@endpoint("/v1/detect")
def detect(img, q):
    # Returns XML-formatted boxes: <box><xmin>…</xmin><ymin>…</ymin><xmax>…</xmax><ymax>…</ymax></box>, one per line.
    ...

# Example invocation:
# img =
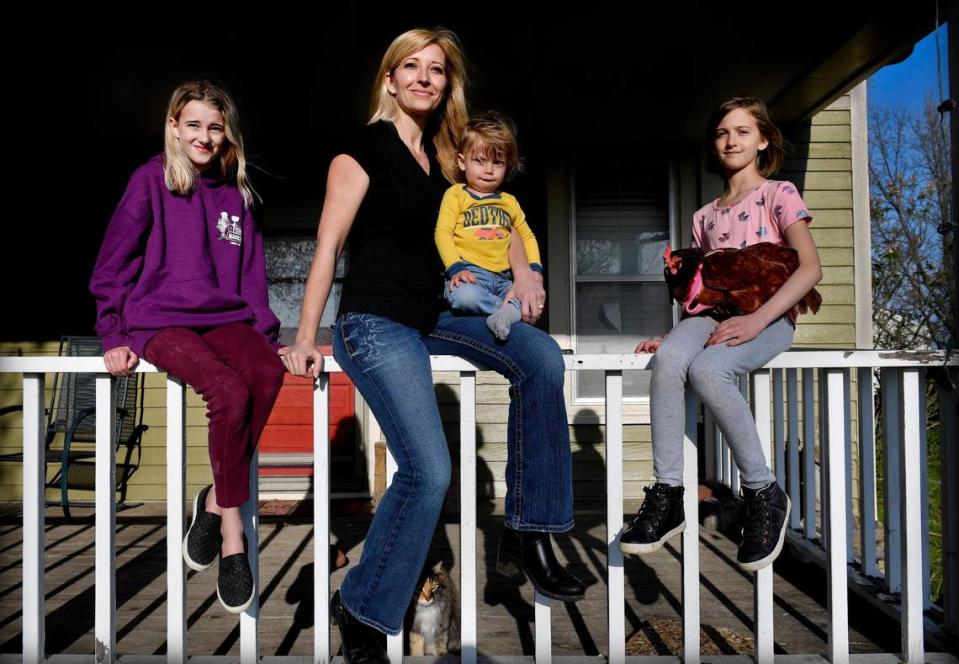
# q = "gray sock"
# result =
<box><xmin>486</xmin><ymin>302</ymin><xmax>522</xmax><ymax>340</ymax></box>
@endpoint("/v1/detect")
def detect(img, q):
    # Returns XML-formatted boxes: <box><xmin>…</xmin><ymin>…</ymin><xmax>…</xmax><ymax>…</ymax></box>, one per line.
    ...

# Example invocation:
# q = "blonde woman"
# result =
<box><xmin>282</xmin><ymin>28</ymin><xmax>584</xmax><ymax>664</ymax></box>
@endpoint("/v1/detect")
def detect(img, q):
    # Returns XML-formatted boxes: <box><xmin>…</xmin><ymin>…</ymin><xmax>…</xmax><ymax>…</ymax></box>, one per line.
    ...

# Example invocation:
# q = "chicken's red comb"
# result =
<box><xmin>664</xmin><ymin>245</ymin><xmax>672</xmax><ymax>261</ymax></box>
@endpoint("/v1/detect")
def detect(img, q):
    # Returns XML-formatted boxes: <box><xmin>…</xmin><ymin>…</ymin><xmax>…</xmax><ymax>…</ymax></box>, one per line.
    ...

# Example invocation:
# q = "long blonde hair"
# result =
<box><xmin>163</xmin><ymin>80</ymin><xmax>255</xmax><ymax>207</ymax></box>
<box><xmin>369</xmin><ymin>28</ymin><xmax>469</xmax><ymax>183</ymax></box>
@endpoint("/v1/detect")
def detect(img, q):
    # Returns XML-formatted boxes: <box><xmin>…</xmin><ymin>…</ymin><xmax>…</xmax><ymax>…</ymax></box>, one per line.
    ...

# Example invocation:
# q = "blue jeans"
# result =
<box><xmin>333</xmin><ymin>311</ymin><xmax>573</xmax><ymax>635</ymax></box>
<box><xmin>446</xmin><ymin>264</ymin><xmax>521</xmax><ymax>315</ymax></box>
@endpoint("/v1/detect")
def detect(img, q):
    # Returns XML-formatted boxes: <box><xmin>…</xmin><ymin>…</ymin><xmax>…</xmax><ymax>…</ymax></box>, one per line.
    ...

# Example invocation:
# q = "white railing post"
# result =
<box><xmin>22</xmin><ymin>373</ymin><xmax>45</xmax><ymax>664</ymax></box>
<box><xmin>535</xmin><ymin>592</ymin><xmax>552</xmax><ymax>664</ymax></box>
<box><xmin>95</xmin><ymin>375</ymin><xmax>117</xmax><ymax>664</ymax></box>
<box><xmin>605</xmin><ymin>371</ymin><xmax>625</xmax><ymax>664</ymax></box>
<box><xmin>240</xmin><ymin>435</ymin><xmax>260</xmax><ymax>664</ymax></box>
<box><xmin>384</xmin><ymin>443</ymin><xmax>401</xmax><ymax>664</ymax></box>
<box><xmin>460</xmin><ymin>371</ymin><xmax>478</xmax><ymax>664</ymax></box>
<box><xmin>819</xmin><ymin>371</ymin><xmax>829</xmax><ymax>551</ymax></box>
<box><xmin>682</xmin><ymin>390</ymin><xmax>701</xmax><ymax>664</ymax></box>
<box><xmin>314</xmin><ymin>374</ymin><xmax>331</xmax><ymax>664</ymax></box>
<box><xmin>856</xmin><ymin>367</ymin><xmax>878</xmax><ymax>578</ymax></box>
<box><xmin>750</xmin><ymin>370</ymin><xmax>774</xmax><ymax>664</ymax></box>
<box><xmin>802</xmin><ymin>368</ymin><xmax>817</xmax><ymax>540</ymax></box>
<box><xmin>881</xmin><ymin>369</ymin><xmax>902</xmax><ymax>593</ymax></box>
<box><xmin>786</xmin><ymin>369</ymin><xmax>801</xmax><ymax>530</ymax></box>
<box><xmin>166</xmin><ymin>377</ymin><xmax>187</xmax><ymax>664</ymax></box>
<box><xmin>899</xmin><ymin>368</ymin><xmax>924</xmax><ymax>664</ymax></box>
<box><xmin>822</xmin><ymin>369</ymin><xmax>849</xmax><ymax>664</ymax></box>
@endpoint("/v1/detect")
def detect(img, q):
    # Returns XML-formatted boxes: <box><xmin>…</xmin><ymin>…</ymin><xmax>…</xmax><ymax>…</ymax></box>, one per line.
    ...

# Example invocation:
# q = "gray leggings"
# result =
<box><xmin>650</xmin><ymin>315</ymin><xmax>794</xmax><ymax>489</ymax></box>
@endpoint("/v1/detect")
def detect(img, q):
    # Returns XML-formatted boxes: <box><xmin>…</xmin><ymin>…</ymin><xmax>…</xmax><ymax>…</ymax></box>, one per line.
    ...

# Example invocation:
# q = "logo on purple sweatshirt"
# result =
<box><xmin>216</xmin><ymin>211</ymin><xmax>242</xmax><ymax>247</ymax></box>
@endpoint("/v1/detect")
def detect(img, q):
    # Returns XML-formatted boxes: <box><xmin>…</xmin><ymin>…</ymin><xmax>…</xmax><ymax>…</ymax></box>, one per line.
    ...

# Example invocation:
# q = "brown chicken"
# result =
<box><xmin>663</xmin><ymin>243</ymin><xmax>822</xmax><ymax>320</ymax></box>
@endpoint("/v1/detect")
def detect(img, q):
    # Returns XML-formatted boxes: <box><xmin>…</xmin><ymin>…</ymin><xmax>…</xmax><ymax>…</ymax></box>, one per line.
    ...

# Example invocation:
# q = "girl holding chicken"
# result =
<box><xmin>621</xmin><ymin>96</ymin><xmax>822</xmax><ymax>572</ymax></box>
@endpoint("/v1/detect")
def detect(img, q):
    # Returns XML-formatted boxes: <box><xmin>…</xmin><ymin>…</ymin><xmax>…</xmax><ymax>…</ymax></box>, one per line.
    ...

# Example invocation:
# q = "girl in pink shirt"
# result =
<box><xmin>620</xmin><ymin>96</ymin><xmax>823</xmax><ymax>572</ymax></box>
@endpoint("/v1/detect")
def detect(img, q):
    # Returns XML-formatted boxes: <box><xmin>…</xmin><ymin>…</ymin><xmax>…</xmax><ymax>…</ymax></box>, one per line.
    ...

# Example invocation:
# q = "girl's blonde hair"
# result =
<box><xmin>369</xmin><ymin>28</ymin><xmax>469</xmax><ymax>183</ymax></box>
<box><xmin>163</xmin><ymin>80</ymin><xmax>255</xmax><ymax>207</ymax></box>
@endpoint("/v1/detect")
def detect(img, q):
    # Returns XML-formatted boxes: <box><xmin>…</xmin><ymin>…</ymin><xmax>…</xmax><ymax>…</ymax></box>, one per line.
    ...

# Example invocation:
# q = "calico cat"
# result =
<box><xmin>409</xmin><ymin>561</ymin><xmax>460</xmax><ymax>656</ymax></box>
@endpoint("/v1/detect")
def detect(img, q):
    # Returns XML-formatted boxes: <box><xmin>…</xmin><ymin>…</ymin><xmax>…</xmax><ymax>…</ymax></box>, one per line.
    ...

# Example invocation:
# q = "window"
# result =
<box><xmin>571</xmin><ymin>162</ymin><xmax>675</xmax><ymax>400</ymax></box>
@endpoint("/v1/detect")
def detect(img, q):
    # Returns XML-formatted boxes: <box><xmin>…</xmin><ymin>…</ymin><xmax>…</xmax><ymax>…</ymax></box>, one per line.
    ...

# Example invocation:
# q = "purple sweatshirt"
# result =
<box><xmin>90</xmin><ymin>155</ymin><xmax>281</xmax><ymax>357</ymax></box>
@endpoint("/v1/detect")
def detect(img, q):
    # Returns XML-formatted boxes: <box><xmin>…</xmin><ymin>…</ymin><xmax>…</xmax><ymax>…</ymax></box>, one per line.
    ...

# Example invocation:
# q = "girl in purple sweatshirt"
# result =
<box><xmin>89</xmin><ymin>80</ymin><xmax>283</xmax><ymax>614</ymax></box>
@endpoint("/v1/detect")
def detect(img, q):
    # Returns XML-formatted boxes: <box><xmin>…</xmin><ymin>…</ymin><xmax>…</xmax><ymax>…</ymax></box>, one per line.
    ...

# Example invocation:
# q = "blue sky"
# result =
<box><xmin>869</xmin><ymin>24</ymin><xmax>950</xmax><ymax>111</ymax></box>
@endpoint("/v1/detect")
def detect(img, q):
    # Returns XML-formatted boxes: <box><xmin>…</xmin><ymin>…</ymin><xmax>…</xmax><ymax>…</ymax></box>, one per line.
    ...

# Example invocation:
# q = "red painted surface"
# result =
<box><xmin>259</xmin><ymin>345</ymin><xmax>355</xmax><ymax>477</ymax></box>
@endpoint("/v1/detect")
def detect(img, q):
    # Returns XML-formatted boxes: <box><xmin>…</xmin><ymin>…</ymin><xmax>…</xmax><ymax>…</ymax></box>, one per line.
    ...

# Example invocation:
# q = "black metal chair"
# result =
<box><xmin>0</xmin><ymin>336</ymin><xmax>148</xmax><ymax>517</ymax></box>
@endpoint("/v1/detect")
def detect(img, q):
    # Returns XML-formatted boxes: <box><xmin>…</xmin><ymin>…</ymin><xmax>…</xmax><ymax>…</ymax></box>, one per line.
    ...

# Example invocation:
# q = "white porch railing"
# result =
<box><xmin>0</xmin><ymin>350</ymin><xmax>955</xmax><ymax>664</ymax></box>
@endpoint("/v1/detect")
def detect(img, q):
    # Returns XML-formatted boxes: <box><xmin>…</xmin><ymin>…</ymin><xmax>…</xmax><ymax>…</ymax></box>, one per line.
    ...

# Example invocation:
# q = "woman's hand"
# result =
<box><xmin>279</xmin><ymin>340</ymin><xmax>325</xmax><ymax>379</ymax></box>
<box><xmin>504</xmin><ymin>226</ymin><xmax>546</xmax><ymax>324</ymax></box>
<box><xmin>505</xmin><ymin>270</ymin><xmax>545</xmax><ymax>324</ymax></box>
<box><xmin>103</xmin><ymin>346</ymin><xmax>139</xmax><ymax>376</ymax></box>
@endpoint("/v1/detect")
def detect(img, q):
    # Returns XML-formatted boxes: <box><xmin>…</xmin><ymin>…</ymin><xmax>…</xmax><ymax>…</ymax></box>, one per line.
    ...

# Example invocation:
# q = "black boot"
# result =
<box><xmin>737</xmin><ymin>481</ymin><xmax>791</xmax><ymax>571</ymax></box>
<box><xmin>496</xmin><ymin>527</ymin><xmax>586</xmax><ymax>601</ymax></box>
<box><xmin>330</xmin><ymin>590</ymin><xmax>389</xmax><ymax>664</ymax></box>
<box><xmin>619</xmin><ymin>483</ymin><xmax>685</xmax><ymax>555</ymax></box>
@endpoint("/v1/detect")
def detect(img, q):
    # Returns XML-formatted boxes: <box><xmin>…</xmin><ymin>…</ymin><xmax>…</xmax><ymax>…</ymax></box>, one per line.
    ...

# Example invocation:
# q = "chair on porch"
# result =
<box><xmin>0</xmin><ymin>336</ymin><xmax>148</xmax><ymax>518</ymax></box>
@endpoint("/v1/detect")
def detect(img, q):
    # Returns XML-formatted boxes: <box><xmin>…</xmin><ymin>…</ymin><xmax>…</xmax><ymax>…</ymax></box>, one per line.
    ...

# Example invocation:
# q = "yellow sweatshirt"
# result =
<box><xmin>434</xmin><ymin>185</ymin><xmax>542</xmax><ymax>277</ymax></box>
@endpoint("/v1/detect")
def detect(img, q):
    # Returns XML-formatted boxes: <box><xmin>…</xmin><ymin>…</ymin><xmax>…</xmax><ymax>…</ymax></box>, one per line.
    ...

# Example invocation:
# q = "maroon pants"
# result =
<box><xmin>144</xmin><ymin>322</ymin><xmax>284</xmax><ymax>507</ymax></box>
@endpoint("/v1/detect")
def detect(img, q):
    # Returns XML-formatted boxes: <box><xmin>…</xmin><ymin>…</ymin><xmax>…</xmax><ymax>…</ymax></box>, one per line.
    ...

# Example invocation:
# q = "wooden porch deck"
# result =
<box><xmin>0</xmin><ymin>504</ymin><xmax>926</xmax><ymax>659</ymax></box>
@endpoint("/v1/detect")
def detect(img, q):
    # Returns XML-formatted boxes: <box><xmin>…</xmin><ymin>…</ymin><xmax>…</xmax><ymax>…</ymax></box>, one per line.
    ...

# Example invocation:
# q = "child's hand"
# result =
<box><xmin>449</xmin><ymin>270</ymin><xmax>476</xmax><ymax>290</ymax></box>
<box><xmin>635</xmin><ymin>338</ymin><xmax>663</xmax><ymax>354</ymax></box>
<box><xmin>706</xmin><ymin>313</ymin><xmax>767</xmax><ymax>347</ymax></box>
<box><xmin>279</xmin><ymin>340</ymin><xmax>325</xmax><ymax>379</ymax></box>
<box><xmin>103</xmin><ymin>346</ymin><xmax>139</xmax><ymax>377</ymax></box>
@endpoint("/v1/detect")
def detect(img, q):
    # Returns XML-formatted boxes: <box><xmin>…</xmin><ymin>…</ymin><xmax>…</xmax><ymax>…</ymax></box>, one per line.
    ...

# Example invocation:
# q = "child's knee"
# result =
<box><xmin>447</xmin><ymin>283</ymin><xmax>486</xmax><ymax>312</ymax></box>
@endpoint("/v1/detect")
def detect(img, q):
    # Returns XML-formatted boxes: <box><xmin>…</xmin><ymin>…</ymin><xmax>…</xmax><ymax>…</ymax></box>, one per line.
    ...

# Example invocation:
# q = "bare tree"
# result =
<box><xmin>869</xmin><ymin>98</ymin><xmax>953</xmax><ymax>350</ymax></box>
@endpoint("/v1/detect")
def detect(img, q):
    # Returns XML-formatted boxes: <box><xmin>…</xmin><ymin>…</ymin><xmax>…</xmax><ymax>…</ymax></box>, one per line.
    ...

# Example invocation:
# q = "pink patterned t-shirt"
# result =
<box><xmin>692</xmin><ymin>180</ymin><xmax>812</xmax><ymax>251</ymax></box>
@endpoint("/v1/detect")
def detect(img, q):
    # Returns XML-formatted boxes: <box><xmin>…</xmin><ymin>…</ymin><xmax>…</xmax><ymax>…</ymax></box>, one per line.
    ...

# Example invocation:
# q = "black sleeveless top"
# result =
<box><xmin>335</xmin><ymin>120</ymin><xmax>450</xmax><ymax>332</ymax></box>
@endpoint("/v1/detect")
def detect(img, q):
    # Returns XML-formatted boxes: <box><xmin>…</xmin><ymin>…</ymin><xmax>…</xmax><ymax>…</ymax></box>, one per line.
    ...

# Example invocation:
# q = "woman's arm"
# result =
<box><xmin>505</xmin><ymin>227</ymin><xmax>546</xmax><ymax>324</ymax></box>
<box><xmin>279</xmin><ymin>155</ymin><xmax>369</xmax><ymax>377</ymax></box>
